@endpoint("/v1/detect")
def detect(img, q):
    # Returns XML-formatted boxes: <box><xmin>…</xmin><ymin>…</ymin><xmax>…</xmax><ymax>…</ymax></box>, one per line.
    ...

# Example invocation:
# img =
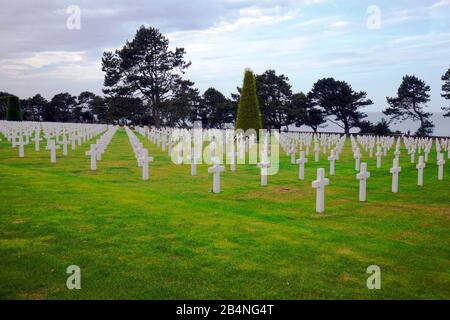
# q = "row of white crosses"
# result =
<box><xmin>0</xmin><ymin>121</ymin><xmax>108</xmax><ymax>163</ymax></box>
<box><xmin>126</xmin><ymin>126</ymin><xmax>153</xmax><ymax>180</ymax></box>
<box><xmin>280</xmin><ymin>133</ymin><xmax>345</xmax><ymax>178</ymax></box>
<box><xmin>141</xmin><ymin>126</ymin><xmax>270</xmax><ymax>192</ymax></box>
<box><xmin>311</xmin><ymin>133</ymin><xmax>448</xmax><ymax>213</ymax></box>
<box><xmin>355</xmin><ymin>134</ymin><xmax>447</xmax><ymax>188</ymax></box>
<box><xmin>281</xmin><ymin>132</ymin><xmax>343</xmax><ymax>164</ymax></box>
<box><xmin>85</xmin><ymin>126</ymin><xmax>118</xmax><ymax>171</ymax></box>
<box><xmin>137</xmin><ymin>126</ymin><xmax>448</xmax><ymax>213</ymax></box>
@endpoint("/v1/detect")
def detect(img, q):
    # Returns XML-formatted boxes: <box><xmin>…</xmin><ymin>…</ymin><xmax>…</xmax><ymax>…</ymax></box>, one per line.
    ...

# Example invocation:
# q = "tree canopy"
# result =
<box><xmin>309</xmin><ymin>78</ymin><xmax>372</xmax><ymax>134</ymax></box>
<box><xmin>102</xmin><ymin>25</ymin><xmax>192</xmax><ymax>127</ymax></box>
<box><xmin>289</xmin><ymin>92</ymin><xmax>327</xmax><ymax>133</ymax></box>
<box><xmin>255</xmin><ymin>70</ymin><xmax>292</xmax><ymax>130</ymax></box>
<box><xmin>198</xmin><ymin>88</ymin><xmax>235</xmax><ymax>129</ymax></box>
<box><xmin>384</xmin><ymin>75</ymin><xmax>434</xmax><ymax>136</ymax></box>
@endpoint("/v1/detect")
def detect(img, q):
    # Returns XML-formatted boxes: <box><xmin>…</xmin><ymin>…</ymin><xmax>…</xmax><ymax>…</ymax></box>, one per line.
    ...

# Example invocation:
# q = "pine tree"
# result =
<box><xmin>6</xmin><ymin>96</ymin><xmax>22</xmax><ymax>121</ymax></box>
<box><xmin>384</xmin><ymin>75</ymin><xmax>433</xmax><ymax>136</ymax></box>
<box><xmin>235</xmin><ymin>69</ymin><xmax>262</xmax><ymax>133</ymax></box>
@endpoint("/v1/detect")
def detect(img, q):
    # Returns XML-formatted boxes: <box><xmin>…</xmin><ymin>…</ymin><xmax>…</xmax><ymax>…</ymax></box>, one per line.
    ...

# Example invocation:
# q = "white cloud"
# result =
<box><xmin>208</xmin><ymin>7</ymin><xmax>297</xmax><ymax>33</ymax></box>
<box><xmin>330</xmin><ymin>20</ymin><xmax>350</xmax><ymax>28</ymax></box>
<box><xmin>293</xmin><ymin>16</ymin><xmax>336</xmax><ymax>28</ymax></box>
<box><xmin>0</xmin><ymin>51</ymin><xmax>102</xmax><ymax>81</ymax></box>
<box><xmin>431</xmin><ymin>0</ymin><xmax>450</xmax><ymax>8</ymax></box>
<box><xmin>18</xmin><ymin>51</ymin><xmax>85</xmax><ymax>68</ymax></box>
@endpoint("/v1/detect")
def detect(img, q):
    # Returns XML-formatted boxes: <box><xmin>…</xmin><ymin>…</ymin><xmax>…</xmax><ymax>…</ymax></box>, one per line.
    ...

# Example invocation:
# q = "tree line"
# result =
<box><xmin>1</xmin><ymin>25</ymin><xmax>449</xmax><ymax>136</ymax></box>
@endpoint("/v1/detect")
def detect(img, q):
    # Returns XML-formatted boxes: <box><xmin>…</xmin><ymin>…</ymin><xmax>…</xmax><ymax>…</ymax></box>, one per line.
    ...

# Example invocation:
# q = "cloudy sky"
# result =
<box><xmin>0</xmin><ymin>0</ymin><xmax>449</xmax><ymax>112</ymax></box>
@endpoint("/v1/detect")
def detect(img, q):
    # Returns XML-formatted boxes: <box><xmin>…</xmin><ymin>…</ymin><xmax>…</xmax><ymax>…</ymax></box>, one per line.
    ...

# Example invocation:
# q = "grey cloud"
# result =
<box><xmin>0</xmin><ymin>0</ymin><xmax>298</xmax><ymax>58</ymax></box>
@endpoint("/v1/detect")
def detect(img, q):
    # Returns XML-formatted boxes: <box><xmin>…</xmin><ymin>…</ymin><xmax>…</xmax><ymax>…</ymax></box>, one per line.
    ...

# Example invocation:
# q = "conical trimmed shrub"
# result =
<box><xmin>6</xmin><ymin>96</ymin><xmax>22</xmax><ymax>121</ymax></box>
<box><xmin>236</xmin><ymin>69</ymin><xmax>262</xmax><ymax>133</ymax></box>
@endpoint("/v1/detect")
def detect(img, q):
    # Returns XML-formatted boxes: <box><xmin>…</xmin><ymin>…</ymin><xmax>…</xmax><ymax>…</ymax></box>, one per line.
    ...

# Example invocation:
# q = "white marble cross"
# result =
<box><xmin>416</xmin><ymin>155</ymin><xmax>425</xmax><ymax>186</ymax></box>
<box><xmin>34</xmin><ymin>132</ymin><xmax>41</xmax><ymax>151</ymax></box>
<box><xmin>257</xmin><ymin>160</ymin><xmax>270</xmax><ymax>186</ymax></box>
<box><xmin>17</xmin><ymin>135</ymin><xmax>25</xmax><ymax>158</ymax></box>
<box><xmin>60</xmin><ymin>135</ymin><xmax>70</xmax><ymax>156</ymax></box>
<box><xmin>390</xmin><ymin>158</ymin><xmax>401</xmax><ymax>193</ymax></box>
<box><xmin>228</xmin><ymin>142</ymin><xmax>236</xmax><ymax>172</ymax></box>
<box><xmin>168</xmin><ymin>139</ymin><xmax>173</xmax><ymax>156</ymax></box>
<box><xmin>86</xmin><ymin>144</ymin><xmax>97</xmax><ymax>171</ymax></box>
<box><xmin>314</xmin><ymin>142</ymin><xmax>320</xmax><ymax>162</ymax></box>
<box><xmin>288</xmin><ymin>146</ymin><xmax>296</xmax><ymax>164</ymax></box>
<box><xmin>210</xmin><ymin>140</ymin><xmax>217</xmax><ymax>161</ymax></box>
<box><xmin>376</xmin><ymin>147</ymin><xmax>383</xmax><ymax>168</ymax></box>
<box><xmin>356</xmin><ymin>162</ymin><xmax>370</xmax><ymax>202</ymax></box>
<box><xmin>208</xmin><ymin>162</ymin><xmax>225</xmax><ymax>193</ymax></box>
<box><xmin>296</xmin><ymin>151</ymin><xmax>308</xmax><ymax>180</ymax></box>
<box><xmin>238</xmin><ymin>137</ymin><xmax>245</xmax><ymax>161</ymax></box>
<box><xmin>190</xmin><ymin>147</ymin><xmax>197</xmax><ymax>176</ymax></box>
<box><xmin>71</xmin><ymin>135</ymin><xmax>76</xmax><ymax>150</ymax></box>
<box><xmin>437</xmin><ymin>153</ymin><xmax>445</xmax><ymax>180</ymax></box>
<box><xmin>312</xmin><ymin>168</ymin><xmax>330</xmax><ymax>213</ymax></box>
<box><xmin>11</xmin><ymin>131</ymin><xmax>17</xmax><ymax>148</ymax></box>
<box><xmin>354</xmin><ymin>148</ymin><xmax>361</xmax><ymax>171</ymax></box>
<box><xmin>46</xmin><ymin>139</ymin><xmax>60</xmax><ymax>164</ymax></box>
<box><xmin>162</xmin><ymin>134</ymin><xmax>166</xmax><ymax>151</ymax></box>
<box><xmin>176</xmin><ymin>140</ymin><xmax>183</xmax><ymax>165</ymax></box>
<box><xmin>16</xmin><ymin>134</ymin><xmax>25</xmax><ymax>158</ymax></box>
<box><xmin>141</xmin><ymin>148</ymin><xmax>153</xmax><ymax>180</ymax></box>
<box><xmin>410</xmin><ymin>148</ymin><xmax>415</xmax><ymax>163</ymax></box>
<box><xmin>327</xmin><ymin>149</ymin><xmax>337</xmax><ymax>176</ymax></box>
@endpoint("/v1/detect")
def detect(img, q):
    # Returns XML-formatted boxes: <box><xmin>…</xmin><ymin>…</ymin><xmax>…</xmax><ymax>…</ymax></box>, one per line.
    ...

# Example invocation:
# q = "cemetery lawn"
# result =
<box><xmin>0</xmin><ymin>129</ymin><xmax>449</xmax><ymax>300</ymax></box>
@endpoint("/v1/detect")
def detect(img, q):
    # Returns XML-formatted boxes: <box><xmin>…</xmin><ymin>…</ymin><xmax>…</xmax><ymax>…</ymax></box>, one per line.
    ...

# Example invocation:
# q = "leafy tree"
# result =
<box><xmin>255</xmin><ymin>70</ymin><xmax>292</xmax><ymax>130</ymax></box>
<box><xmin>106</xmin><ymin>96</ymin><xmax>146</xmax><ymax>125</ymax></box>
<box><xmin>199</xmin><ymin>88</ymin><xmax>235</xmax><ymax>129</ymax></box>
<box><xmin>385</xmin><ymin>75</ymin><xmax>434</xmax><ymax>136</ymax></box>
<box><xmin>102</xmin><ymin>25</ymin><xmax>191</xmax><ymax>127</ymax></box>
<box><xmin>358</xmin><ymin>118</ymin><xmax>392</xmax><ymax>135</ymax></box>
<box><xmin>6</xmin><ymin>96</ymin><xmax>22</xmax><ymax>121</ymax></box>
<box><xmin>441</xmin><ymin>68</ymin><xmax>450</xmax><ymax>117</ymax></box>
<box><xmin>309</xmin><ymin>78</ymin><xmax>372</xmax><ymax>135</ymax></box>
<box><xmin>74</xmin><ymin>91</ymin><xmax>96</xmax><ymax>123</ymax></box>
<box><xmin>235</xmin><ymin>69</ymin><xmax>263</xmax><ymax>133</ymax></box>
<box><xmin>358</xmin><ymin>120</ymin><xmax>374</xmax><ymax>134</ymax></box>
<box><xmin>46</xmin><ymin>93</ymin><xmax>77</xmax><ymax>122</ymax></box>
<box><xmin>89</xmin><ymin>95</ymin><xmax>107</xmax><ymax>123</ymax></box>
<box><xmin>165</xmin><ymin>79</ymin><xmax>200</xmax><ymax>127</ymax></box>
<box><xmin>373</xmin><ymin>118</ymin><xmax>393</xmax><ymax>135</ymax></box>
<box><xmin>21</xmin><ymin>94</ymin><xmax>48</xmax><ymax>121</ymax></box>
<box><xmin>290</xmin><ymin>92</ymin><xmax>326</xmax><ymax>133</ymax></box>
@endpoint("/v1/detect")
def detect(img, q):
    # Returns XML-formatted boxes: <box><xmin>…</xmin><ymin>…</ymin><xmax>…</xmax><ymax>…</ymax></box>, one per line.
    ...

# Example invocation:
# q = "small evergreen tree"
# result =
<box><xmin>6</xmin><ymin>96</ymin><xmax>22</xmax><ymax>121</ymax></box>
<box><xmin>235</xmin><ymin>69</ymin><xmax>263</xmax><ymax>133</ymax></box>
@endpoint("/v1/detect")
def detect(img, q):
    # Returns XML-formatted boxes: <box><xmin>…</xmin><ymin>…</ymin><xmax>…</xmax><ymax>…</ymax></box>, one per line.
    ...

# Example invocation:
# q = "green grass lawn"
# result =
<box><xmin>0</xmin><ymin>129</ymin><xmax>449</xmax><ymax>299</ymax></box>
